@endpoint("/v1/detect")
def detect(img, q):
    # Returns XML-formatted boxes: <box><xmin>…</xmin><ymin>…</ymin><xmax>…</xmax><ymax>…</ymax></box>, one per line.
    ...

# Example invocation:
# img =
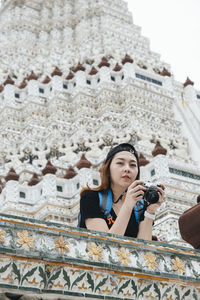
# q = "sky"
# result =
<box><xmin>126</xmin><ymin>0</ymin><xmax>200</xmax><ymax>90</ymax></box>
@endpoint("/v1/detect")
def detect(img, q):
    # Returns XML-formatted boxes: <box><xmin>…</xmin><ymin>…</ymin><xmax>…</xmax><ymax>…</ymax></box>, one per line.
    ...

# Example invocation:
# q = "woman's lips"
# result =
<box><xmin>122</xmin><ymin>175</ymin><xmax>130</xmax><ymax>180</ymax></box>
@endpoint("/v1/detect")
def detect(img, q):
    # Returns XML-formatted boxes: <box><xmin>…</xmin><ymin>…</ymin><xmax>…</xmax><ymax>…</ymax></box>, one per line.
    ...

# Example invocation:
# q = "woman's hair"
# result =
<box><xmin>80</xmin><ymin>159</ymin><xmax>111</xmax><ymax>195</ymax></box>
<box><xmin>80</xmin><ymin>150</ymin><xmax>140</xmax><ymax>195</ymax></box>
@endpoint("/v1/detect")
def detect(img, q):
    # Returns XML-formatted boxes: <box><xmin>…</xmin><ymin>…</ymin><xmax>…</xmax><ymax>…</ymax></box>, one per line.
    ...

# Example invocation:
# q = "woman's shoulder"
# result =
<box><xmin>81</xmin><ymin>189</ymin><xmax>99</xmax><ymax>198</ymax></box>
<box><xmin>80</xmin><ymin>189</ymin><xmax>100</xmax><ymax>208</ymax></box>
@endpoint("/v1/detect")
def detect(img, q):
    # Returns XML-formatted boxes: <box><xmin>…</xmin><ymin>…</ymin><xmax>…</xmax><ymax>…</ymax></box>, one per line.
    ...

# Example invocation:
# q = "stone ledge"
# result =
<box><xmin>0</xmin><ymin>214</ymin><xmax>199</xmax><ymax>299</ymax></box>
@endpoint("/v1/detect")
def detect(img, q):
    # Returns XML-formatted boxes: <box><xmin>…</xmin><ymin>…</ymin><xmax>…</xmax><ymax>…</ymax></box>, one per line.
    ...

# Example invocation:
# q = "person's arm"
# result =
<box><xmin>86</xmin><ymin>202</ymin><xmax>133</xmax><ymax>235</ymax></box>
<box><xmin>86</xmin><ymin>180</ymin><xmax>146</xmax><ymax>236</ymax></box>
<box><xmin>137</xmin><ymin>214</ymin><xmax>154</xmax><ymax>240</ymax></box>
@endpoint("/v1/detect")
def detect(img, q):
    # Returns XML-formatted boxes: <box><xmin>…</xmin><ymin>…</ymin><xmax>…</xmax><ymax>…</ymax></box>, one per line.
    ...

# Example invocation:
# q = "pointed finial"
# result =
<box><xmin>42</xmin><ymin>160</ymin><xmax>57</xmax><ymax>175</ymax></box>
<box><xmin>26</xmin><ymin>71</ymin><xmax>38</xmax><ymax>81</ymax></box>
<box><xmin>51</xmin><ymin>67</ymin><xmax>63</xmax><ymax>77</ymax></box>
<box><xmin>74</xmin><ymin>62</ymin><xmax>86</xmax><ymax>73</ymax></box>
<box><xmin>64</xmin><ymin>166</ymin><xmax>77</xmax><ymax>179</ymax></box>
<box><xmin>152</xmin><ymin>141</ymin><xmax>167</xmax><ymax>157</ymax></box>
<box><xmin>66</xmin><ymin>71</ymin><xmax>74</xmax><ymax>80</ymax></box>
<box><xmin>89</xmin><ymin>67</ymin><xmax>98</xmax><ymax>75</ymax></box>
<box><xmin>42</xmin><ymin>76</ymin><xmax>51</xmax><ymax>84</ymax></box>
<box><xmin>139</xmin><ymin>153</ymin><xmax>150</xmax><ymax>166</ymax></box>
<box><xmin>160</xmin><ymin>67</ymin><xmax>171</xmax><ymax>77</ymax></box>
<box><xmin>18</xmin><ymin>80</ymin><xmax>27</xmax><ymax>89</ymax></box>
<box><xmin>122</xmin><ymin>54</ymin><xmax>134</xmax><ymax>65</ymax></box>
<box><xmin>113</xmin><ymin>63</ymin><xmax>122</xmax><ymax>72</ymax></box>
<box><xmin>28</xmin><ymin>173</ymin><xmax>40</xmax><ymax>186</ymax></box>
<box><xmin>98</xmin><ymin>57</ymin><xmax>110</xmax><ymax>68</ymax></box>
<box><xmin>5</xmin><ymin>168</ymin><xmax>19</xmax><ymax>182</ymax></box>
<box><xmin>4</xmin><ymin>76</ymin><xmax>15</xmax><ymax>86</ymax></box>
<box><xmin>183</xmin><ymin>77</ymin><xmax>194</xmax><ymax>87</ymax></box>
<box><xmin>76</xmin><ymin>154</ymin><xmax>92</xmax><ymax>170</ymax></box>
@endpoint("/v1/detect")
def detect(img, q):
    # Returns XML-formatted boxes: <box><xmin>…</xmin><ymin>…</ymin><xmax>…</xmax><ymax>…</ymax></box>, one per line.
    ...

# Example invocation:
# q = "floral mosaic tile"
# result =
<box><xmin>0</xmin><ymin>256</ymin><xmax>199</xmax><ymax>299</ymax></box>
<box><xmin>0</xmin><ymin>214</ymin><xmax>199</xmax><ymax>299</ymax></box>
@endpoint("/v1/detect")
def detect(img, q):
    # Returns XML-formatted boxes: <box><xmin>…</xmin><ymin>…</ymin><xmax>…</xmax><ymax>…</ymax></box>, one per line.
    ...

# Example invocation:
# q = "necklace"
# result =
<box><xmin>113</xmin><ymin>188</ymin><xmax>127</xmax><ymax>204</ymax></box>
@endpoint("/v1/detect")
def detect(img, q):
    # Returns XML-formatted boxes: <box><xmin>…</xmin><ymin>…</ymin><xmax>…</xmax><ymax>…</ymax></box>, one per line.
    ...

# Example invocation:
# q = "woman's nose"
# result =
<box><xmin>124</xmin><ymin>164</ymin><xmax>130</xmax><ymax>172</ymax></box>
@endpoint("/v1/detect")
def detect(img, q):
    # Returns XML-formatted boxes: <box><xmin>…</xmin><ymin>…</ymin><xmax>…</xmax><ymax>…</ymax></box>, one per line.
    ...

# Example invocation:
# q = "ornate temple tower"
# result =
<box><xmin>0</xmin><ymin>0</ymin><xmax>199</xmax><ymax>246</ymax></box>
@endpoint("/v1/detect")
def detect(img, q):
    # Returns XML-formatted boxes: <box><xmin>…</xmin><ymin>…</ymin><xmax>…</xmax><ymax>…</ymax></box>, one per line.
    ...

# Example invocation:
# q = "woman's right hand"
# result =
<box><xmin>124</xmin><ymin>180</ymin><xmax>147</xmax><ymax>209</ymax></box>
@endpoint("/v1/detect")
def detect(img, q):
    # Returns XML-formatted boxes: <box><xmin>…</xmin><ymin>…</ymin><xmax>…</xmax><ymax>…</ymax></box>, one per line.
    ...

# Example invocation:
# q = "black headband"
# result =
<box><xmin>105</xmin><ymin>143</ymin><xmax>138</xmax><ymax>163</ymax></box>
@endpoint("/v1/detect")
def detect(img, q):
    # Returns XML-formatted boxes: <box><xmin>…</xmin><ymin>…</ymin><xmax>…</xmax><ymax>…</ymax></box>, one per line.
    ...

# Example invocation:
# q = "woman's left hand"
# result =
<box><xmin>146</xmin><ymin>184</ymin><xmax>165</xmax><ymax>215</ymax></box>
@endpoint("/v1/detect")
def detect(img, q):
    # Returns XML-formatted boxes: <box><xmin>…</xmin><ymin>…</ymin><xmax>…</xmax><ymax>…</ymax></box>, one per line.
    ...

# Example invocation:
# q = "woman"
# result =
<box><xmin>79</xmin><ymin>143</ymin><xmax>165</xmax><ymax>240</ymax></box>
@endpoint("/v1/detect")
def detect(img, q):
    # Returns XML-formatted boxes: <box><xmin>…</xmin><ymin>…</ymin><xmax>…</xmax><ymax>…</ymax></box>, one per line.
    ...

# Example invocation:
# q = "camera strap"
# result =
<box><xmin>134</xmin><ymin>199</ymin><xmax>146</xmax><ymax>224</ymax></box>
<box><xmin>98</xmin><ymin>190</ymin><xmax>146</xmax><ymax>226</ymax></box>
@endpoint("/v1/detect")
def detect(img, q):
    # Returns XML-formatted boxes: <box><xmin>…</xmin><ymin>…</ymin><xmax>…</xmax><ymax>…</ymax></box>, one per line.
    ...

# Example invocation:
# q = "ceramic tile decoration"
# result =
<box><xmin>0</xmin><ymin>214</ymin><xmax>199</xmax><ymax>298</ymax></box>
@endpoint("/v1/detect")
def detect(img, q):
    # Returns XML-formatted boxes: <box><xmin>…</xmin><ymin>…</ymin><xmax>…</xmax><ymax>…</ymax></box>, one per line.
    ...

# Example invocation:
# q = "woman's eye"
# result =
<box><xmin>130</xmin><ymin>164</ymin><xmax>136</xmax><ymax>167</ymax></box>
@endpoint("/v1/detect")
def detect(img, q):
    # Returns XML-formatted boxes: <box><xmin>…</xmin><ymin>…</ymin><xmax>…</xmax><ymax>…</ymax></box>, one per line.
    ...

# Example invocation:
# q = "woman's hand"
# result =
<box><xmin>124</xmin><ymin>180</ymin><xmax>147</xmax><ymax>209</ymax></box>
<box><xmin>146</xmin><ymin>184</ymin><xmax>165</xmax><ymax>214</ymax></box>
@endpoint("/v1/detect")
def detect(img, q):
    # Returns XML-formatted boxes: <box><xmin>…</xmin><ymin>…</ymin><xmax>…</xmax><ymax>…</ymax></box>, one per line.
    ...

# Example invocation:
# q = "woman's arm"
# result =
<box><xmin>86</xmin><ymin>180</ymin><xmax>146</xmax><ymax>236</ymax></box>
<box><xmin>86</xmin><ymin>203</ymin><xmax>133</xmax><ymax>235</ymax></box>
<box><xmin>137</xmin><ymin>215</ymin><xmax>154</xmax><ymax>240</ymax></box>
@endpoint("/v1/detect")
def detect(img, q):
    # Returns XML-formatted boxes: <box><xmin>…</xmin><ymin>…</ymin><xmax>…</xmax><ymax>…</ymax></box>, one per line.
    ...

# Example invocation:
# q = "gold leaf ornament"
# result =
<box><xmin>102</xmin><ymin>286</ymin><xmax>111</xmax><ymax>293</ymax></box>
<box><xmin>54</xmin><ymin>236</ymin><xmax>70</xmax><ymax>255</ymax></box>
<box><xmin>88</xmin><ymin>242</ymin><xmax>103</xmax><ymax>261</ymax></box>
<box><xmin>78</xmin><ymin>282</ymin><xmax>88</xmax><ymax>290</ymax></box>
<box><xmin>144</xmin><ymin>252</ymin><xmax>158</xmax><ymax>270</ymax></box>
<box><xmin>116</xmin><ymin>247</ymin><xmax>131</xmax><ymax>266</ymax></box>
<box><xmin>171</xmin><ymin>257</ymin><xmax>186</xmax><ymax>275</ymax></box>
<box><xmin>166</xmin><ymin>295</ymin><xmax>174</xmax><ymax>300</ymax></box>
<box><xmin>0</xmin><ymin>230</ymin><xmax>5</xmax><ymax>244</ymax></box>
<box><xmin>17</xmin><ymin>230</ymin><xmax>35</xmax><ymax>250</ymax></box>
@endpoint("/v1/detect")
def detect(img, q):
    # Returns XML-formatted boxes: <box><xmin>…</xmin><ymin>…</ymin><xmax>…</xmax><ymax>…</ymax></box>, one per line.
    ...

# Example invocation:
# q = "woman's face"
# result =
<box><xmin>109</xmin><ymin>151</ymin><xmax>138</xmax><ymax>190</ymax></box>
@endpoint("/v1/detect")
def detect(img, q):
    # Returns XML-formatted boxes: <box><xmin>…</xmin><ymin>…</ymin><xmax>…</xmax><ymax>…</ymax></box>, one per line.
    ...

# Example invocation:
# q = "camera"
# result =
<box><xmin>142</xmin><ymin>182</ymin><xmax>162</xmax><ymax>205</ymax></box>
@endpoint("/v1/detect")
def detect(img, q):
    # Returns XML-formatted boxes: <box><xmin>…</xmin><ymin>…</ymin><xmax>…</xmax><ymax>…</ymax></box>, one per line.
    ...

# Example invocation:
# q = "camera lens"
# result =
<box><xmin>145</xmin><ymin>187</ymin><xmax>159</xmax><ymax>204</ymax></box>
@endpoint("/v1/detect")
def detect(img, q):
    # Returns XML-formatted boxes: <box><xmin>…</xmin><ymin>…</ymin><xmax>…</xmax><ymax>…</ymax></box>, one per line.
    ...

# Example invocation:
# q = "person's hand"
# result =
<box><xmin>124</xmin><ymin>180</ymin><xmax>147</xmax><ymax>209</ymax></box>
<box><xmin>146</xmin><ymin>184</ymin><xmax>165</xmax><ymax>214</ymax></box>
